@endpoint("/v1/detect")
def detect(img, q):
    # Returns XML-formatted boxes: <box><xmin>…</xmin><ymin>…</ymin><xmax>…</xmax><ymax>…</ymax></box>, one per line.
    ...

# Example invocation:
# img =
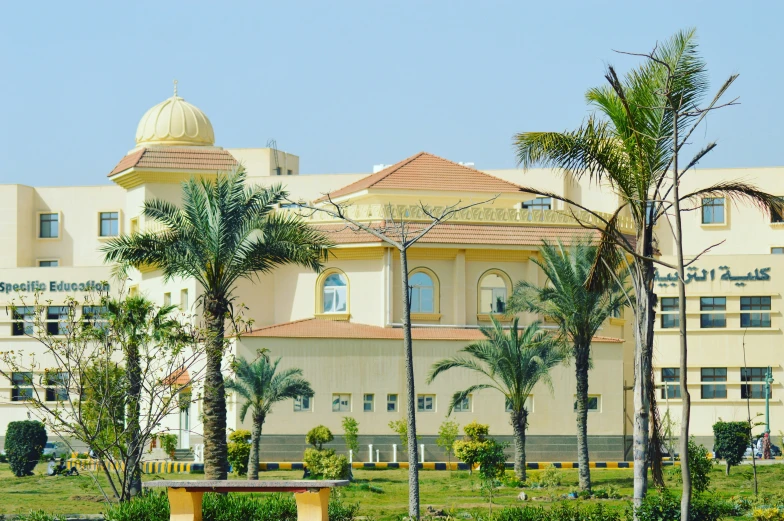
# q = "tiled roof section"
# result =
<box><xmin>244</xmin><ymin>318</ymin><xmax>624</xmax><ymax>343</ymax></box>
<box><xmin>313</xmin><ymin>222</ymin><xmax>604</xmax><ymax>246</ymax></box>
<box><xmin>163</xmin><ymin>367</ymin><xmax>191</xmax><ymax>386</ymax></box>
<box><xmin>316</xmin><ymin>152</ymin><xmax>525</xmax><ymax>202</ymax></box>
<box><xmin>109</xmin><ymin>147</ymin><xmax>238</xmax><ymax>176</ymax></box>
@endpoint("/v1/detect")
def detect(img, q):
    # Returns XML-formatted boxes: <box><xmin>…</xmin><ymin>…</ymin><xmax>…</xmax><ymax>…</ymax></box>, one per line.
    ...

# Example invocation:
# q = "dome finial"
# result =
<box><xmin>173</xmin><ymin>79</ymin><xmax>178</xmax><ymax>97</ymax></box>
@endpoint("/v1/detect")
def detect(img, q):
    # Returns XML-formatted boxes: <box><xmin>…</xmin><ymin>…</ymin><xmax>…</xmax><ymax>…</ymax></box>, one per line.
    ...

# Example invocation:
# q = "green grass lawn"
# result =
<box><xmin>1</xmin><ymin>462</ymin><xmax>782</xmax><ymax>519</ymax></box>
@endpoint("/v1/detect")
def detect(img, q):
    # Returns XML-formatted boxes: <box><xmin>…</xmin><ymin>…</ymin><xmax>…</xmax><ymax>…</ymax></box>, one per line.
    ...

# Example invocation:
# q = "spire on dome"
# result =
<box><xmin>173</xmin><ymin>79</ymin><xmax>178</xmax><ymax>97</ymax></box>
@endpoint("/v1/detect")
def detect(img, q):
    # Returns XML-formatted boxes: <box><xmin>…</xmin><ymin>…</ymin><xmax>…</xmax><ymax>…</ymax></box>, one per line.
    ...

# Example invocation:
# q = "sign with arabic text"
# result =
<box><xmin>654</xmin><ymin>266</ymin><xmax>771</xmax><ymax>288</ymax></box>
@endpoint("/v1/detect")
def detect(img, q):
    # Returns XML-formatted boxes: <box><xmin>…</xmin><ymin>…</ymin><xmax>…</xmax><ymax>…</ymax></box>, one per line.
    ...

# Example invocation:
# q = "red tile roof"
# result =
<box><xmin>314</xmin><ymin>222</ymin><xmax>603</xmax><ymax>246</ymax></box>
<box><xmin>243</xmin><ymin>318</ymin><xmax>623</xmax><ymax>343</ymax></box>
<box><xmin>109</xmin><ymin>147</ymin><xmax>238</xmax><ymax>176</ymax></box>
<box><xmin>316</xmin><ymin>152</ymin><xmax>525</xmax><ymax>202</ymax></box>
<box><xmin>163</xmin><ymin>367</ymin><xmax>191</xmax><ymax>386</ymax></box>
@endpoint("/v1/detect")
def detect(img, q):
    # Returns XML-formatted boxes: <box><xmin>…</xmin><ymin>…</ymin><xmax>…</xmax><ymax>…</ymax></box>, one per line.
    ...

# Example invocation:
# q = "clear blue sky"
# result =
<box><xmin>1</xmin><ymin>1</ymin><xmax>780</xmax><ymax>186</ymax></box>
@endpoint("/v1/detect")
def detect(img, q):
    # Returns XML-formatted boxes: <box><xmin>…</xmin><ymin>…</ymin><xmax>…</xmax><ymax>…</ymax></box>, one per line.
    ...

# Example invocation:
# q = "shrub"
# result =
<box><xmin>672</xmin><ymin>438</ymin><xmax>712</xmax><ymax>494</ymax></box>
<box><xmin>494</xmin><ymin>503</ymin><xmax>623</xmax><ymax>521</ymax></box>
<box><xmin>436</xmin><ymin>420</ymin><xmax>460</xmax><ymax>466</ymax></box>
<box><xmin>752</xmin><ymin>508</ymin><xmax>784</xmax><ymax>521</ymax></box>
<box><xmin>463</xmin><ymin>421</ymin><xmax>489</xmax><ymax>441</ymax></box>
<box><xmin>454</xmin><ymin>421</ymin><xmax>491</xmax><ymax>472</ymax></box>
<box><xmin>388</xmin><ymin>419</ymin><xmax>409</xmax><ymax>447</ymax></box>
<box><xmin>539</xmin><ymin>464</ymin><xmax>562</xmax><ymax>488</ymax></box>
<box><xmin>306</xmin><ymin>425</ymin><xmax>334</xmax><ymax>450</ymax></box>
<box><xmin>227</xmin><ymin>429</ymin><xmax>252</xmax><ymax>476</ymax></box>
<box><xmin>5</xmin><ymin>420</ymin><xmax>47</xmax><ymax>477</ymax></box>
<box><xmin>633</xmin><ymin>492</ymin><xmax>734</xmax><ymax>521</ymax></box>
<box><xmin>303</xmin><ymin>448</ymin><xmax>350</xmax><ymax>479</ymax></box>
<box><xmin>104</xmin><ymin>490</ymin><xmax>170</xmax><ymax>521</ymax></box>
<box><xmin>14</xmin><ymin>511</ymin><xmax>64</xmax><ymax>521</ymax></box>
<box><xmin>476</xmin><ymin>438</ymin><xmax>508</xmax><ymax>512</ymax></box>
<box><xmin>713</xmin><ymin>420</ymin><xmax>749</xmax><ymax>475</ymax></box>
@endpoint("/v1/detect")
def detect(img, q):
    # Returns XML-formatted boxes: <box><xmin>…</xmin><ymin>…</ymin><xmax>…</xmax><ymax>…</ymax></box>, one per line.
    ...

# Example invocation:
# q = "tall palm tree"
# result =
<box><xmin>225</xmin><ymin>356</ymin><xmax>314</xmax><ymax>479</ymax></box>
<box><xmin>102</xmin><ymin>167</ymin><xmax>331</xmax><ymax>479</ymax></box>
<box><xmin>100</xmin><ymin>296</ymin><xmax>183</xmax><ymax>498</ymax></box>
<box><xmin>427</xmin><ymin>317</ymin><xmax>566</xmax><ymax>481</ymax></box>
<box><xmin>512</xmin><ymin>29</ymin><xmax>777</xmax><ymax>505</ymax></box>
<box><xmin>507</xmin><ymin>240</ymin><xmax>625</xmax><ymax>492</ymax></box>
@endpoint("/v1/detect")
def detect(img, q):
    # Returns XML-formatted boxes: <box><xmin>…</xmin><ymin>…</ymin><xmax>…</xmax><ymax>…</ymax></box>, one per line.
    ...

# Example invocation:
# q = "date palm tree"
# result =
<box><xmin>102</xmin><ymin>167</ymin><xmax>330</xmax><ymax>479</ymax></box>
<box><xmin>427</xmin><ymin>317</ymin><xmax>566</xmax><ymax>481</ymax></box>
<box><xmin>507</xmin><ymin>240</ymin><xmax>625</xmax><ymax>492</ymax></box>
<box><xmin>512</xmin><ymin>29</ymin><xmax>778</xmax><ymax>507</ymax></box>
<box><xmin>225</xmin><ymin>355</ymin><xmax>314</xmax><ymax>479</ymax></box>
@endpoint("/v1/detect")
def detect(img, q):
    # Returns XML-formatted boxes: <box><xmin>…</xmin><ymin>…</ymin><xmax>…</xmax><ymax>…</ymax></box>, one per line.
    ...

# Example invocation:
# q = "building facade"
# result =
<box><xmin>0</xmin><ymin>90</ymin><xmax>780</xmax><ymax>460</ymax></box>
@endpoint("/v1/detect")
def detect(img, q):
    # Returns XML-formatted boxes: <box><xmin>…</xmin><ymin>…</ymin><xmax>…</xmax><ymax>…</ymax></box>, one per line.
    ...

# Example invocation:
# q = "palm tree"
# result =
<box><xmin>101</xmin><ymin>296</ymin><xmax>182</xmax><ymax>497</ymax></box>
<box><xmin>512</xmin><ymin>29</ymin><xmax>777</xmax><ymax>505</ymax></box>
<box><xmin>427</xmin><ymin>317</ymin><xmax>566</xmax><ymax>481</ymax></box>
<box><xmin>102</xmin><ymin>167</ymin><xmax>331</xmax><ymax>479</ymax></box>
<box><xmin>225</xmin><ymin>355</ymin><xmax>314</xmax><ymax>479</ymax></box>
<box><xmin>507</xmin><ymin>240</ymin><xmax>625</xmax><ymax>492</ymax></box>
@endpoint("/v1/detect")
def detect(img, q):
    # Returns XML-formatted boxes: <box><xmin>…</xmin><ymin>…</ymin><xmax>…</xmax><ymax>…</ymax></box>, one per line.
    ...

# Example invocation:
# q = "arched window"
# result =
<box><xmin>478</xmin><ymin>270</ymin><xmax>511</xmax><ymax>315</ymax></box>
<box><xmin>410</xmin><ymin>272</ymin><xmax>435</xmax><ymax>313</ymax></box>
<box><xmin>322</xmin><ymin>272</ymin><xmax>348</xmax><ymax>313</ymax></box>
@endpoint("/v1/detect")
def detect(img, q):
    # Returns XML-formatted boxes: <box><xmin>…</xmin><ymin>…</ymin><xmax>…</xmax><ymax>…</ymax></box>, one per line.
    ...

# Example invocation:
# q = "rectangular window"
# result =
<box><xmin>772</xmin><ymin>198</ymin><xmax>784</xmax><ymax>223</ymax></box>
<box><xmin>130</xmin><ymin>217</ymin><xmax>139</xmax><ymax>234</ymax></box>
<box><xmin>12</xmin><ymin>306</ymin><xmax>36</xmax><ymax>336</ymax></box>
<box><xmin>772</xmin><ymin>247</ymin><xmax>784</xmax><ymax>255</ymax></box>
<box><xmin>45</xmin><ymin>372</ymin><xmax>69</xmax><ymax>402</ymax></box>
<box><xmin>701</xmin><ymin>368</ymin><xmax>727</xmax><ymax>399</ymax></box>
<box><xmin>741</xmin><ymin>368</ymin><xmax>771</xmax><ymax>399</ymax></box>
<box><xmin>417</xmin><ymin>394</ymin><xmax>435</xmax><ymax>412</ymax></box>
<box><xmin>99</xmin><ymin>212</ymin><xmax>119</xmax><ymax>237</ymax></box>
<box><xmin>453</xmin><ymin>396</ymin><xmax>471</xmax><ymax>412</ymax></box>
<box><xmin>573</xmin><ymin>395</ymin><xmax>600</xmax><ymax>412</ymax></box>
<box><xmin>39</xmin><ymin>213</ymin><xmax>59</xmax><ymax>238</ymax></box>
<box><xmin>701</xmin><ymin>197</ymin><xmax>725</xmax><ymax>224</ymax></box>
<box><xmin>82</xmin><ymin>306</ymin><xmax>108</xmax><ymax>332</ymax></box>
<box><xmin>363</xmin><ymin>393</ymin><xmax>374</xmax><ymax>412</ymax></box>
<box><xmin>38</xmin><ymin>260</ymin><xmax>58</xmax><ymax>267</ymax></box>
<box><xmin>505</xmin><ymin>396</ymin><xmax>534</xmax><ymax>413</ymax></box>
<box><xmin>387</xmin><ymin>393</ymin><xmax>398</xmax><ymax>412</ymax></box>
<box><xmin>522</xmin><ymin>197</ymin><xmax>552</xmax><ymax>211</ymax></box>
<box><xmin>294</xmin><ymin>395</ymin><xmax>312</xmax><ymax>412</ymax></box>
<box><xmin>645</xmin><ymin>201</ymin><xmax>656</xmax><ymax>225</ymax></box>
<box><xmin>661</xmin><ymin>368</ymin><xmax>681</xmax><ymax>398</ymax></box>
<box><xmin>163</xmin><ymin>293</ymin><xmax>171</xmax><ymax>307</ymax></box>
<box><xmin>12</xmin><ymin>372</ymin><xmax>34</xmax><ymax>401</ymax></box>
<box><xmin>275</xmin><ymin>167</ymin><xmax>282</xmax><ymax>176</ymax></box>
<box><xmin>47</xmin><ymin>306</ymin><xmax>70</xmax><ymax>335</ymax></box>
<box><xmin>661</xmin><ymin>297</ymin><xmax>680</xmax><ymax>329</ymax></box>
<box><xmin>180</xmin><ymin>289</ymin><xmax>189</xmax><ymax>311</ymax></box>
<box><xmin>287</xmin><ymin>169</ymin><xmax>293</xmax><ymax>176</ymax></box>
<box><xmin>740</xmin><ymin>296</ymin><xmax>771</xmax><ymax>328</ymax></box>
<box><xmin>700</xmin><ymin>297</ymin><xmax>726</xmax><ymax>328</ymax></box>
<box><xmin>332</xmin><ymin>393</ymin><xmax>350</xmax><ymax>412</ymax></box>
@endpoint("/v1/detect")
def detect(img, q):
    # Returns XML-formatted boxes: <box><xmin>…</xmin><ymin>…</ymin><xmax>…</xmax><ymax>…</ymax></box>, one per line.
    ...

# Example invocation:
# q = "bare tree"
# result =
<box><xmin>287</xmin><ymin>195</ymin><xmax>494</xmax><ymax>520</ymax></box>
<box><xmin>1</xmin><ymin>287</ymin><xmax>203</xmax><ymax>502</ymax></box>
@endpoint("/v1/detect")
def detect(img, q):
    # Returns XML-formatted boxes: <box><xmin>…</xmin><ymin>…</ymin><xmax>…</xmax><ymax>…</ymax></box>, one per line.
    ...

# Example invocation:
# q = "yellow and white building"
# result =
<box><xmin>0</xmin><ymin>89</ymin><xmax>780</xmax><ymax>460</ymax></box>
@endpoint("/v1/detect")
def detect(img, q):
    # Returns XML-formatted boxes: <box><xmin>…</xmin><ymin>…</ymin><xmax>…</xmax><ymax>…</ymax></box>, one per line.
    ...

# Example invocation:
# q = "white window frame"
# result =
<box><xmin>294</xmin><ymin>395</ymin><xmax>312</xmax><ymax>412</ymax></box>
<box><xmin>573</xmin><ymin>395</ymin><xmax>601</xmax><ymax>412</ymax></box>
<box><xmin>37</xmin><ymin>211</ymin><xmax>61</xmax><ymax>240</ymax></box>
<box><xmin>505</xmin><ymin>395</ymin><xmax>533</xmax><ymax>413</ymax></box>
<box><xmin>453</xmin><ymin>395</ymin><xmax>472</xmax><ymax>413</ymax></box>
<box><xmin>417</xmin><ymin>394</ymin><xmax>435</xmax><ymax>412</ymax></box>
<box><xmin>386</xmin><ymin>393</ymin><xmax>398</xmax><ymax>412</ymax></box>
<box><xmin>363</xmin><ymin>393</ymin><xmax>374</xmax><ymax>412</ymax></box>
<box><xmin>332</xmin><ymin>393</ymin><xmax>351</xmax><ymax>412</ymax></box>
<box><xmin>97</xmin><ymin>210</ymin><xmax>122</xmax><ymax>238</ymax></box>
<box><xmin>37</xmin><ymin>259</ymin><xmax>59</xmax><ymax>267</ymax></box>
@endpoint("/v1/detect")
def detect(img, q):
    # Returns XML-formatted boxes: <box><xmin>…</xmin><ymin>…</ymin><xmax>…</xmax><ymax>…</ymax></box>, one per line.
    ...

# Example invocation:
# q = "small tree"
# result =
<box><xmin>713</xmin><ymin>421</ymin><xmax>749</xmax><ymax>475</ymax></box>
<box><xmin>342</xmin><ymin>417</ymin><xmax>359</xmax><ymax>456</ymax></box>
<box><xmin>227</xmin><ymin>430</ymin><xmax>252</xmax><ymax>476</ymax></box>
<box><xmin>436</xmin><ymin>420</ymin><xmax>459</xmax><ymax>469</ymax></box>
<box><xmin>389</xmin><ymin>419</ymin><xmax>409</xmax><ymax>448</ymax></box>
<box><xmin>682</xmin><ymin>439</ymin><xmax>712</xmax><ymax>494</ymax></box>
<box><xmin>453</xmin><ymin>421</ymin><xmax>490</xmax><ymax>474</ymax></box>
<box><xmin>476</xmin><ymin>439</ymin><xmax>508</xmax><ymax>514</ymax></box>
<box><xmin>306</xmin><ymin>425</ymin><xmax>334</xmax><ymax>450</ymax></box>
<box><xmin>5</xmin><ymin>421</ymin><xmax>47</xmax><ymax>477</ymax></box>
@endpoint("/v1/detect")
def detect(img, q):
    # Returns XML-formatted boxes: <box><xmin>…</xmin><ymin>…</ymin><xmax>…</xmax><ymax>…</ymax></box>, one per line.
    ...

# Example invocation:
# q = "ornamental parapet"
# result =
<box><xmin>279</xmin><ymin>204</ymin><xmax>635</xmax><ymax>233</ymax></box>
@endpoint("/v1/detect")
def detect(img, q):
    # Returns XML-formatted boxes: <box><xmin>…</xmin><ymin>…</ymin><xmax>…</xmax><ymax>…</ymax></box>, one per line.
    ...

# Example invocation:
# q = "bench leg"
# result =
<box><xmin>168</xmin><ymin>488</ymin><xmax>204</xmax><ymax>521</ymax></box>
<box><xmin>294</xmin><ymin>488</ymin><xmax>330</xmax><ymax>521</ymax></box>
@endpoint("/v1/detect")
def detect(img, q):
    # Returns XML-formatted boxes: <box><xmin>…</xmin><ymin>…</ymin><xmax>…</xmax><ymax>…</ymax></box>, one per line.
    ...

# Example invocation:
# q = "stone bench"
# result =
<box><xmin>145</xmin><ymin>479</ymin><xmax>349</xmax><ymax>521</ymax></box>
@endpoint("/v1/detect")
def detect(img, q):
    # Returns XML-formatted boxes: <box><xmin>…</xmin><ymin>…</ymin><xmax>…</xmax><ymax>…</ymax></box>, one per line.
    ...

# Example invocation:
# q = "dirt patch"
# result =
<box><xmin>69</xmin><ymin>495</ymin><xmax>106</xmax><ymax>502</ymax></box>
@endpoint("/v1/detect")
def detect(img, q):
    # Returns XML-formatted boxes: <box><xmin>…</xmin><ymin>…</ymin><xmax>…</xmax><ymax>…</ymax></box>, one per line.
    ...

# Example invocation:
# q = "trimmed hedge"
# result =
<box><xmin>5</xmin><ymin>420</ymin><xmax>47</xmax><ymax>477</ymax></box>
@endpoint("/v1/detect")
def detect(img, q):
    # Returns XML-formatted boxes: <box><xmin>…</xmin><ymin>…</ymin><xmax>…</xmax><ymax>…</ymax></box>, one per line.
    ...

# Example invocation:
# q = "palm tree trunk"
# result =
<box><xmin>248</xmin><ymin>411</ymin><xmax>264</xmax><ymax>480</ymax></box>
<box><xmin>510</xmin><ymin>409</ymin><xmax>527</xmax><ymax>481</ymax></box>
<box><xmin>574</xmin><ymin>343</ymin><xmax>591</xmax><ymax>492</ymax></box>
<box><xmin>203</xmin><ymin>296</ymin><xmax>228</xmax><ymax>480</ymax></box>
<box><xmin>400</xmin><ymin>248</ymin><xmax>420</xmax><ymax>520</ymax></box>
<box><xmin>632</xmin><ymin>260</ymin><xmax>656</xmax><ymax>510</ymax></box>
<box><xmin>124</xmin><ymin>340</ymin><xmax>142</xmax><ymax>499</ymax></box>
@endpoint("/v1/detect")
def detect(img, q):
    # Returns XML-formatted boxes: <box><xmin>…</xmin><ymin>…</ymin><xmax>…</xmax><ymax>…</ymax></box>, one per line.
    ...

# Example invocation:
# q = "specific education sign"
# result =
<box><xmin>0</xmin><ymin>280</ymin><xmax>110</xmax><ymax>294</ymax></box>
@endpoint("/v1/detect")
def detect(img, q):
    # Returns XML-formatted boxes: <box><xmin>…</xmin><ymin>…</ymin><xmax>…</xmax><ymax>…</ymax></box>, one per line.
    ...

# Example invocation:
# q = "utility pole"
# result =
<box><xmin>764</xmin><ymin>366</ymin><xmax>773</xmax><ymax>434</ymax></box>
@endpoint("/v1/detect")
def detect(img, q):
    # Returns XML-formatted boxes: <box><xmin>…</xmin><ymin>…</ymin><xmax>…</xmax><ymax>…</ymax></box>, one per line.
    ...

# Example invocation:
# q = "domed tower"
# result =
<box><xmin>108</xmin><ymin>83</ymin><xmax>237</xmax><ymax>189</ymax></box>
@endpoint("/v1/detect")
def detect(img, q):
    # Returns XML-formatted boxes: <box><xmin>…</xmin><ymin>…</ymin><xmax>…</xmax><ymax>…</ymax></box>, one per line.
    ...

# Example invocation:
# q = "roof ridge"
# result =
<box><xmin>418</xmin><ymin>152</ymin><xmax>525</xmax><ymax>191</ymax></box>
<box><xmin>248</xmin><ymin>317</ymin><xmax>316</xmax><ymax>333</ymax></box>
<box><xmin>314</xmin><ymin>152</ymin><xmax>425</xmax><ymax>203</ymax></box>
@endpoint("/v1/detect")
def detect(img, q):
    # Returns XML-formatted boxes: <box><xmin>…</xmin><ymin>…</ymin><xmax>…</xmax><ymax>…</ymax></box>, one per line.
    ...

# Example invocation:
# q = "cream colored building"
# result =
<box><xmin>0</xmin><ymin>89</ymin><xmax>780</xmax><ymax>460</ymax></box>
